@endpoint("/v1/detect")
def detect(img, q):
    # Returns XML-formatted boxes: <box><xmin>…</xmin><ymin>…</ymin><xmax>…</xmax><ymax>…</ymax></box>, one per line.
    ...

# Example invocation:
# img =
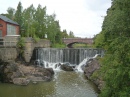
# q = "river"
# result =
<box><xmin>0</xmin><ymin>48</ymin><xmax>103</xmax><ymax>97</ymax></box>
<box><xmin>0</xmin><ymin>71</ymin><xmax>98</xmax><ymax>97</ymax></box>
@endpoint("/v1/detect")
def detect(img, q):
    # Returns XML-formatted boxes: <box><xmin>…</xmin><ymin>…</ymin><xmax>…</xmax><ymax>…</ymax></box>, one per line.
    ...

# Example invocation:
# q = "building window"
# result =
<box><xmin>7</xmin><ymin>24</ymin><xmax>16</xmax><ymax>35</ymax></box>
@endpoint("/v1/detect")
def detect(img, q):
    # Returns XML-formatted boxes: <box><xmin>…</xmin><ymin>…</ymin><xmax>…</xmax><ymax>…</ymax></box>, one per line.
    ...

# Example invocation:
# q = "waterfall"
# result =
<box><xmin>76</xmin><ymin>54</ymin><xmax>100</xmax><ymax>72</ymax></box>
<box><xmin>35</xmin><ymin>48</ymin><xmax>104</xmax><ymax>71</ymax></box>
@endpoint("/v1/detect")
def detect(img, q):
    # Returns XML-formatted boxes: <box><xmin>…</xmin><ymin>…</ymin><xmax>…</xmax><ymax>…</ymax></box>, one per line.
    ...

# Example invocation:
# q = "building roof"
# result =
<box><xmin>0</xmin><ymin>15</ymin><xmax>19</xmax><ymax>25</ymax></box>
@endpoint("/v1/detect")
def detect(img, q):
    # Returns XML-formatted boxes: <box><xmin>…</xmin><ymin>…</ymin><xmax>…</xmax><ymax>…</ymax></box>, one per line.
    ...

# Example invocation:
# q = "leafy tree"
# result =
<box><xmin>62</xmin><ymin>29</ymin><xmax>69</xmax><ymax>38</ymax></box>
<box><xmin>46</xmin><ymin>14</ymin><xmax>61</xmax><ymax>44</ymax></box>
<box><xmin>95</xmin><ymin>0</ymin><xmax>130</xmax><ymax>96</ymax></box>
<box><xmin>6</xmin><ymin>7</ymin><xmax>15</xmax><ymax>20</ymax></box>
<box><xmin>15</xmin><ymin>2</ymin><xmax>23</xmax><ymax>34</ymax></box>
<box><xmin>22</xmin><ymin>4</ymin><xmax>37</xmax><ymax>37</ymax></box>
<box><xmin>100</xmin><ymin>37</ymin><xmax>130</xmax><ymax>97</ymax></box>
<box><xmin>3</xmin><ymin>2</ymin><xmax>67</xmax><ymax>47</ymax></box>
<box><xmin>93</xmin><ymin>31</ymin><xmax>105</xmax><ymax>48</ymax></box>
<box><xmin>34</xmin><ymin>5</ymin><xmax>47</xmax><ymax>38</ymax></box>
<box><xmin>69</xmin><ymin>31</ymin><xmax>75</xmax><ymax>38</ymax></box>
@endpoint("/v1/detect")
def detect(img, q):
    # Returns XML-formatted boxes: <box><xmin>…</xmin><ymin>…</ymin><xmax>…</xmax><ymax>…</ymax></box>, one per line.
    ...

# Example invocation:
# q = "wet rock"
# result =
<box><xmin>84</xmin><ymin>59</ymin><xmax>100</xmax><ymax>78</ymax></box>
<box><xmin>83</xmin><ymin>58</ymin><xmax>104</xmax><ymax>90</ymax></box>
<box><xmin>0</xmin><ymin>59</ymin><xmax>54</xmax><ymax>85</ymax></box>
<box><xmin>0</xmin><ymin>60</ymin><xmax>19</xmax><ymax>83</ymax></box>
<box><xmin>55</xmin><ymin>63</ymin><xmax>62</xmax><ymax>69</ymax></box>
<box><xmin>60</xmin><ymin>63</ymin><xmax>75</xmax><ymax>71</ymax></box>
<box><xmin>46</xmin><ymin>68</ymin><xmax>54</xmax><ymax>75</ymax></box>
<box><xmin>18</xmin><ymin>66</ymin><xmax>54</xmax><ymax>82</ymax></box>
<box><xmin>13</xmin><ymin>78</ymin><xmax>30</xmax><ymax>85</ymax></box>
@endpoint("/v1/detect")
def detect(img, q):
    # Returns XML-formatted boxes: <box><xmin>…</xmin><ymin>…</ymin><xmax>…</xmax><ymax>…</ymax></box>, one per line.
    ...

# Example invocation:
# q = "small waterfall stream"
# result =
<box><xmin>34</xmin><ymin>48</ymin><xmax>104</xmax><ymax>72</ymax></box>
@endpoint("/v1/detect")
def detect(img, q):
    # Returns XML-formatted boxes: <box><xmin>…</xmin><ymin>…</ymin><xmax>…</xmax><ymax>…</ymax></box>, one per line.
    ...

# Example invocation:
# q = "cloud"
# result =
<box><xmin>85</xmin><ymin>0</ymin><xmax>111</xmax><ymax>12</ymax></box>
<box><xmin>0</xmin><ymin>0</ymin><xmax>111</xmax><ymax>38</ymax></box>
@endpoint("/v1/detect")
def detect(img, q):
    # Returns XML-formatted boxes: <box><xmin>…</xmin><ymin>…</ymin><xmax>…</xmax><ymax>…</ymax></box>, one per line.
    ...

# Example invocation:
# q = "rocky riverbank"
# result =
<box><xmin>0</xmin><ymin>60</ymin><xmax>54</xmax><ymax>85</ymax></box>
<box><xmin>83</xmin><ymin>58</ymin><xmax>104</xmax><ymax>90</ymax></box>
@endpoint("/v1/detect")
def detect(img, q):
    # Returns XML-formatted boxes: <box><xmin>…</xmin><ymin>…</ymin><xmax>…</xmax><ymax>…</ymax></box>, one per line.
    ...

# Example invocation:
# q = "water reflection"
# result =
<box><xmin>0</xmin><ymin>71</ymin><xmax>98</xmax><ymax>97</ymax></box>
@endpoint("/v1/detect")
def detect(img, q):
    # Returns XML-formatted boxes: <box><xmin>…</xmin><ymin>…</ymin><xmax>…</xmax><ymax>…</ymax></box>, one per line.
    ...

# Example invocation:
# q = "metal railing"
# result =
<box><xmin>0</xmin><ymin>40</ymin><xmax>18</xmax><ymax>47</ymax></box>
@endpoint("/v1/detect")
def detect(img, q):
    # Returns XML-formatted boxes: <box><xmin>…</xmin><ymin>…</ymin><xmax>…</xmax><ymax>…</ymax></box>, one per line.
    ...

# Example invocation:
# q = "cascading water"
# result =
<box><xmin>35</xmin><ymin>48</ymin><xmax>104</xmax><ymax>72</ymax></box>
<box><xmin>76</xmin><ymin>54</ymin><xmax>100</xmax><ymax>72</ymax></box>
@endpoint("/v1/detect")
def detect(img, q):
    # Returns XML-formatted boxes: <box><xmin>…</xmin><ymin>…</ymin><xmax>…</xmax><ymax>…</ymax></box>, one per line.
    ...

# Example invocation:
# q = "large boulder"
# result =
<box><xmin>84</xmin><ymin>59</ymin><xmax>100</xmax><ymax>78</ymax></box>
<box><xmin>32</xmin><ymin>67</ymin><xmax>54</xmax><ymax>81</ymax></box>
<box><xmin>0</xmin><ymin>59</ymin><xmax>54</xmax><ymax>85</ymax></box>
<box><xmin>0</xmin><ymin>60</ymin><xmax>19</xmax><ymax>83</ymax></box>
<box><xmin>83</xmin><ymin>58</ymin><xmax>104</xmax><ymax>90</ymax></box>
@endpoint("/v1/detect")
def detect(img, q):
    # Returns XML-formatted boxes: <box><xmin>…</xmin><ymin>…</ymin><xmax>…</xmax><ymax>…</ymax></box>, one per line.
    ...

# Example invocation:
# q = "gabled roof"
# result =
<box><xmin>0</xmin><ymin>15</ymin><xmax>19</xmax><ymax>25</ymax></box>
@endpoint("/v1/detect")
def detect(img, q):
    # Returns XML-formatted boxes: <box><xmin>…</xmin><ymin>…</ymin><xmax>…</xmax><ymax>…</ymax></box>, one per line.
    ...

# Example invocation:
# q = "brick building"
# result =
<box><xmin>0</xmin><ymin>15</ymin><xmax>19</xmax><ymax>37</ymax></box>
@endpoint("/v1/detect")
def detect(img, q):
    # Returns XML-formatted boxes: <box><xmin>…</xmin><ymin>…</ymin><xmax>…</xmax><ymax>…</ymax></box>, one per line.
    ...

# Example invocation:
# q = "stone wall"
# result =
<box><xmin>0</xmin><ymin>48</ymin><xmax>17</xmax><ymax>61</ymax></box>
<box><xmin>24</xmin><ymin>38</ymin><xmax>50</xmax><ymax>62</ymax></box>
<box><xmin>0</xmin><ymin>36</ymin><xmax>19</xmax><ymax>62</ymax></box>
<box><xmin>0</xmin><ymin>35</ymin><xmax>20</xmax><ymax>47</ymax></box>
<box><xmin>0</xmin><ymin>37</ymin><xmax>50</xmax><ymax>62</ymax></box>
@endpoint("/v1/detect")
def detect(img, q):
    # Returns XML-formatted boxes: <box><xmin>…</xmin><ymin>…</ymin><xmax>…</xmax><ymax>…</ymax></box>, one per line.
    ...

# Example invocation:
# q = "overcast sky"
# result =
<box><xmin>0</xmin><ymin>0</ymin><xmax>111</xmax><ymax>38</ymax></box>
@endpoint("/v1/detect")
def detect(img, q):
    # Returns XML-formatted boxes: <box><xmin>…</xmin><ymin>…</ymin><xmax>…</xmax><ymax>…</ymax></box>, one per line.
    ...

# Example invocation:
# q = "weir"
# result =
<box><xmin>34</xmin><ymin>48</ymin><xmax>104</xmax><ymax>69</ymax></box>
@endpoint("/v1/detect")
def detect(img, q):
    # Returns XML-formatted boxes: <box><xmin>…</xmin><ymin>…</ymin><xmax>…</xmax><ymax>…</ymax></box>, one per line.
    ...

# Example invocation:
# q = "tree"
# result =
<box><xmin>69</xmin><ymin>31</ymin><xmax>75</xmax><ymax>38</ymax></box>
<box><xmin>46</xmin><ymin>14</ymin><xmax>61</xmax><ymax>44</ymax></box>
<box><xmin>7</xmin><ymin>7</ymin><xmax>15</xmax><ymax>20</ymax></box>
<box><xmin>93</xmin><ymin>31</ymin><xmax>105</xmax><ymax>48</ymax></box>
<box><xmin>96</xmin><ymin>0</ymin><xmax>130</xmax><ymax>96</ymax></box>
<box><xmin>34</xmin><ymin>5</ymin><xmax>47</xmax><ymax>38</ymax></box>
<box><xmin>3</xmin><ymin>2</ymin><xmax>65</xmax><ymax>47</ymax></box>
<box><xmin>55</xmin><ymin>21</ymin><xmax>62</xmax><ymax>44</ymax></box>
<box><xmin>15</xmin><ymin>2</ymin><xmax>23</xmax><ymax>34</ymax></box>
<box><xmin>22</xmin><ymin>5</ymin><xmax>36</xmax><ymax>37</ymax></box>
<box><xmin>62</xmin><ymin>29</ymin><xmax>69</xmax><ymax>38</ymax></box>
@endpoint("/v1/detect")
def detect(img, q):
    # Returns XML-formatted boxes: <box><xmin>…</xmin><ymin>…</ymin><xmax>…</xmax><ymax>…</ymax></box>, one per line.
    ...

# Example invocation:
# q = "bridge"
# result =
<box><xmin>62</xmin><ymin>38</ymin><xmax>93</xmax><ymax>47</ymax></box>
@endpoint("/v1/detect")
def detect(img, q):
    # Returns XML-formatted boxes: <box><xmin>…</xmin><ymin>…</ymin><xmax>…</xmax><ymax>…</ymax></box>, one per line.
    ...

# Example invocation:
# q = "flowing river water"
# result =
<box><xmin>0</xmin><ymin>48</ymin><xmax>104</xmax><ymax>97</ymax></box>
<box><xmin>0</xmin><ymin>71</ymin><xmax>99</xmax><ymax>97</ymax></box>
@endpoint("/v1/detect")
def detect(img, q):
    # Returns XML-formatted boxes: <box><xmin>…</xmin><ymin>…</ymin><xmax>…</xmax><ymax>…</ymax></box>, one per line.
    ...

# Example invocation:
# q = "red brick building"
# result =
<box><xmin>0</xmin><ymin>15</ymin><xmax>19</xmax><ymax>37</ymax></box>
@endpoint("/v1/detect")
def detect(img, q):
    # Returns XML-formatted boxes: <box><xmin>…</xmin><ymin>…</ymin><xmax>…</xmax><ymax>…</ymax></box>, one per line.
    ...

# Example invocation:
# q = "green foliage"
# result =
<box><xmin>17</xmin><ymin>37</ymin><xmax>25</xmax><ymax>48</ymax></box>
<box><xmin>6</xmin><ymin>7</ymin><xmax>15</xmax><ymax>20</ymax></box>
<box><xmin>15</xmin><ymin>2</ymin><xmax>23</xmax><ymax>32</ymax></box>
<box><xmin>17</xmin><ymin>37</ymin><xmax>25</xmax><ymax>56</ymax></box>
<box><xmin>93</xmin><ymin>32</ymin><xmax>105</xmax><ymax>48</ymax></box>
<box><xmin>68</xmin><ymin>31</ymin><xmax>75</xmax><ymax>38</ymax></box>
<box><xmin>99</xmin><ymin>37</ymin><xmax>130</xmax><ymax>96</ymax></box>
<box><xmin>33</xmin><ymin>35</ymin><xmax>40</xmax><ymax>42</ymax></box>
<box><xmin>72</xmin><ymin>43</ymin><xmax>87</xmax><ymax>48</ymax></box>
<box><xmin>51</xmin><ymin>43</ymin><xmax>66</xmax><ymax>48</ymax></box>
<box><xmin>93</xmin><ymin>0</ymin><xmax>130</xmax><ymax>96</ymax></box>
<box><xmin>3</xmin><ymin>2</ymin><xmax>72</xmax><ymax>46</ymax></box>
<box><xmin>62</xmin><ymin>29</ymin><xmax>69</xmax><ymax>38</ymax></box>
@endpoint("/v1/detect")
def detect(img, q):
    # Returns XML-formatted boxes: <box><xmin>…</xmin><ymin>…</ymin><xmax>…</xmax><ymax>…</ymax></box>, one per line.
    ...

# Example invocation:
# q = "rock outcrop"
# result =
<box><xmin>83</xmin><ymin>58</ymin><xmax>104</xmax><ymax>90</ymax></box>
<box><xmin>0</xmin><ymin>60</ymin><xmax>54</xmax><ymax>85</ymax></box>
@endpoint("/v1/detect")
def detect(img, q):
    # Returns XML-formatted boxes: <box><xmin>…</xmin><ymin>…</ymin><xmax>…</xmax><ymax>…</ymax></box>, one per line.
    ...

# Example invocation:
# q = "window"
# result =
<box><xmin>0</xmin><ymin>30</ymin><xmax>2</xmax><ymax>37</ymax></box>
<box><xmin>7</xmin><ymin>24</ymin><xmax>16</xmax><ymax>35</ymax></box>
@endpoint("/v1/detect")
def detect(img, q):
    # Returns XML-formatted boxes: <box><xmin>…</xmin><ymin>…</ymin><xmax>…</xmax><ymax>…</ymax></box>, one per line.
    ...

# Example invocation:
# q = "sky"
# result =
<box><xmin>0</xmin><ymin>0</ymin><xmax>111</xmax><ymax>38</ymax></box>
